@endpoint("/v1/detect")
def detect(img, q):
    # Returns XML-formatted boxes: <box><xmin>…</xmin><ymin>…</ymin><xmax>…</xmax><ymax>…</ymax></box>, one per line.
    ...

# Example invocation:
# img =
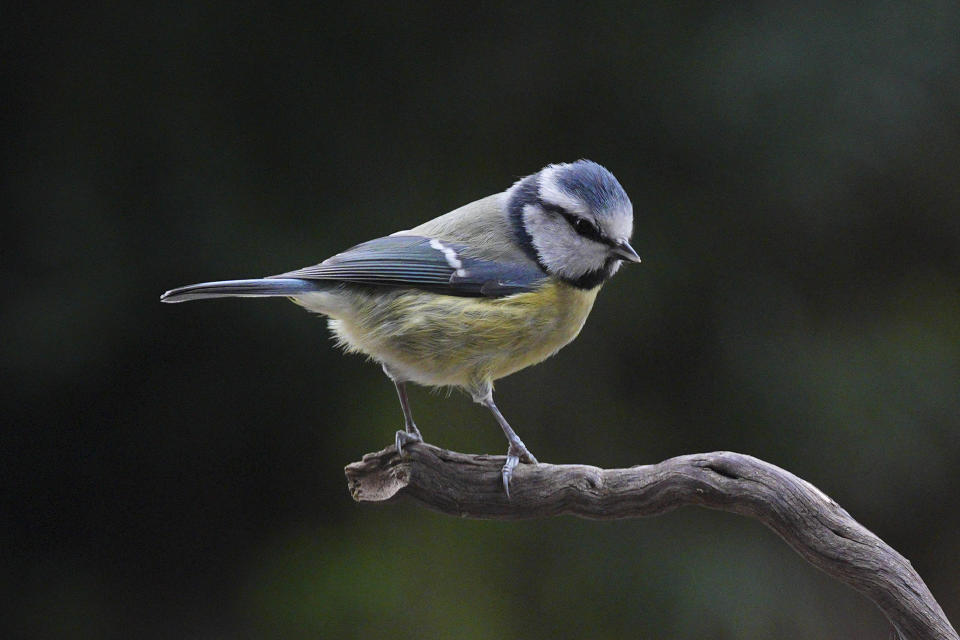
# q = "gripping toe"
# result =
<box><xmin>501</xmin><ymin>443</ymin><xmax>538</xmax><ymax>499</ymax></box>
<box><xmin>395</xmin><ymin>430</ymin><xmax>423</xmax><ymax>455</ymax></box>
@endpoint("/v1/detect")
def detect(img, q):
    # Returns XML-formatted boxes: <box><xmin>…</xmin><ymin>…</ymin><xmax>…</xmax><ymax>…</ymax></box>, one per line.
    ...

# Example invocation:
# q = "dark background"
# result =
<box><xmin>4</xmin><ymin>2</ymin><xmax>958</xmax><ymax>638</ymax></box>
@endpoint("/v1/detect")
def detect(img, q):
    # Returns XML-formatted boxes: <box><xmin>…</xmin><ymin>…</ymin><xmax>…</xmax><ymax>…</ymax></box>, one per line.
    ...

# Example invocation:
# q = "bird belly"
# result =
<box><xmin>319</xmin><ymin>282</ymin><xmax>599</xmax><ymax>390</ymax></box>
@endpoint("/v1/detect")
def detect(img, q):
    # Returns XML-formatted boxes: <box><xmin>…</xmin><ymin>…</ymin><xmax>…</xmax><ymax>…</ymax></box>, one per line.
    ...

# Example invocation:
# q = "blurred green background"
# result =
<box><xmin>4</xmin><ymin>2</ymin><xmax>959</xmax><ymax>638</ymax></box>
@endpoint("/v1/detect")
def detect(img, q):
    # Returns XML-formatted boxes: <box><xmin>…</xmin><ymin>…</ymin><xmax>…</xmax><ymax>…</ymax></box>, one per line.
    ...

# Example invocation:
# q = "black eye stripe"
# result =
<box><xmin>536</xmin><ymin>199</ymin><xmax>614</xmax><ymax>245</ymax></box>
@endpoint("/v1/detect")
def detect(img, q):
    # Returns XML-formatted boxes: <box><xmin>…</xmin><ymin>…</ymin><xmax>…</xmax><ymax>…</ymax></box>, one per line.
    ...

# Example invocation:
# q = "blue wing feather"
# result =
<box><xmin>269</xmin><ymin>235</ymin><xmax>546</xmax><ymax>298</ymax></box>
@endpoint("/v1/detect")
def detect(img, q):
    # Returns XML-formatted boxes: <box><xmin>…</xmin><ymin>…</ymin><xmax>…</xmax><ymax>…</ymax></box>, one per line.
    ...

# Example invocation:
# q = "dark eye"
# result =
<box><xmin>571</xmin><ymin>216</ymin><xmax>599</xmax><ymax>237</ymax></box>
<box><xmin>538</xmin><ymin>199</ymin><xmax>602</xmax><ymax>239</ymax></box>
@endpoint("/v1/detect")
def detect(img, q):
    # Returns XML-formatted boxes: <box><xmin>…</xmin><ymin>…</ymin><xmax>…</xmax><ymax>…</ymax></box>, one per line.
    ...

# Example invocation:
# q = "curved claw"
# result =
<box><xmin>395</xmin><ymin>429</ymin><xmax>423</xmax><ymax>455</ymax></box>
<box><xmin>501</xmin><ymin>454</ymin><xmax>520</xmax><ymax>499</ymax></box>
<box><xmin>501</xmin><ymin>444</ymin><xmax>538</xmax><ymax>499</ymax></box>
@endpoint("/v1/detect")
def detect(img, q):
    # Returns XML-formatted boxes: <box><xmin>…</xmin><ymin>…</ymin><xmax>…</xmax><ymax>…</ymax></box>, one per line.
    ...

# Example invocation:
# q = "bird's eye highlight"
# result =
<box><xmin>567</xmin><ymin>216</ymin><xmax>602</xmax><ymax>240</ymax></box>
<box><xmin>572</xmin><ymin>217</ymin><xmax>596</xmax><ymax>235</ymax></box>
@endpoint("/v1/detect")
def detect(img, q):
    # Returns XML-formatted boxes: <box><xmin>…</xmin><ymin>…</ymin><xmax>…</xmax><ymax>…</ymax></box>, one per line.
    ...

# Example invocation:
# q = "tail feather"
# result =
<box><xmin>160</xmin><ymin>278</ymin><xmax>319</xmax><ymax>303</ymax></box>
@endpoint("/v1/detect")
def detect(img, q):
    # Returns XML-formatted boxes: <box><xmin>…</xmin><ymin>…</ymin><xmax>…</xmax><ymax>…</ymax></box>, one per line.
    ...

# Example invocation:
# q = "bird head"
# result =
<box><xmin>507</xmin><ymin>160</ymin><xmax>639</xmax><ymax>289</ymax></box>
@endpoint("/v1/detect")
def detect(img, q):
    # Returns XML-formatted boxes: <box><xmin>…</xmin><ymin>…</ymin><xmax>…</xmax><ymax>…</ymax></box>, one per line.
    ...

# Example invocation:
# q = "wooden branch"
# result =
<box><xmin>345</xmin><ymin>445</ymin><xmax>957</xmax><ymax>640</ymax></box>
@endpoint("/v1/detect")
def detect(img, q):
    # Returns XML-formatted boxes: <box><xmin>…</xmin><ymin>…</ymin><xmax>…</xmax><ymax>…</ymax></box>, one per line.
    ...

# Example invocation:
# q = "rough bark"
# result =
<box><xmin>345</xmin><ymin>444</ymin><xmax>957</xmax><ymax>640</ymax></box>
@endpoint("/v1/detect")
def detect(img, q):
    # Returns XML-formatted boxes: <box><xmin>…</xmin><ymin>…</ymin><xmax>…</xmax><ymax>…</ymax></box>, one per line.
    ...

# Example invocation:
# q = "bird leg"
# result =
<box><xmin>391</xmin><ymin>379</ymin><xmax>423</xmax><ymax>454</ymax></box>
<box><xmin>479</xmin><ymin>394</ymin><xmax>538</xmax><ymax>499</ymax></box>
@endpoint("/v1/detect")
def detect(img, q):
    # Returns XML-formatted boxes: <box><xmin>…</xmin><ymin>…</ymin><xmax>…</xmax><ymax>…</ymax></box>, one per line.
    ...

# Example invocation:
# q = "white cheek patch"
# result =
<box><xmin>523</xmin><ymin>204</ymin><xmax>609</xmax><ymax>280</ymax></box>
<box><xmin>429</xmin><ymin>238</ymin><xmax>463</xmax><ymax>270</ymax></box>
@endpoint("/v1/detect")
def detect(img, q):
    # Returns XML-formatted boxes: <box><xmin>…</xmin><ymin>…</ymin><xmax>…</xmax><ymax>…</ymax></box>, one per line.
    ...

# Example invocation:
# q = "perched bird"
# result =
<box><xmin>161</xmin><ymin>160</ymin><xmax>639</xmax><ymax>496</ymax></box>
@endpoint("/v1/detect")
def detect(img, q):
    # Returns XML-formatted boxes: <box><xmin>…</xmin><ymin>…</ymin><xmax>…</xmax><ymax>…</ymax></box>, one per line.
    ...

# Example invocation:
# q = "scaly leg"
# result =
<box><xmin>391</xmin><ymin>379</ymin><xmax>423</xmax><ymax>454</ymax></box>
<box><xmin>479</xmin><ymin>393</ymin><xmax>538</xmax><ymax>499</ymax></box>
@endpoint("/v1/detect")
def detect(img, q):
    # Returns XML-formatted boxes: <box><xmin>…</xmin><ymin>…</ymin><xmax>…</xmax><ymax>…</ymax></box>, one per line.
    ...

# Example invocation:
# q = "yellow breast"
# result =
<box><xmin>324</xmin><ymin>281</ymin><xmax>600</xmax><ymax>390</ymax></box>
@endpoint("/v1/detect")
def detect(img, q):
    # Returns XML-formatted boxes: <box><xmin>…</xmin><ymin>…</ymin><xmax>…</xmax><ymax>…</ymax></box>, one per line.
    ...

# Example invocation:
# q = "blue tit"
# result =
<box><xmin>161</xmin><ymin>160</ymin><xmax>640</xmax><ymax>497</ymax></box>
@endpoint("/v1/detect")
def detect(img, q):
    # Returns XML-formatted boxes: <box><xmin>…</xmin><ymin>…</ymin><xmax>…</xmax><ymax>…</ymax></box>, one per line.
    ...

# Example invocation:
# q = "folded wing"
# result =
<box><xmin>270</xmin><ymin>235</ymin><xmax>547</xmax><ymax>298</ymax></box>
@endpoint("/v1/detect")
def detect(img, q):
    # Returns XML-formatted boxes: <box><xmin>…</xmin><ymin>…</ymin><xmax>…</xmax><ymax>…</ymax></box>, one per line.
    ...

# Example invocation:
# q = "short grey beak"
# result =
<box><xmin>612</xmin><ymin>240</ymin><xmax>641</xmax><ymax>263</ymax></box>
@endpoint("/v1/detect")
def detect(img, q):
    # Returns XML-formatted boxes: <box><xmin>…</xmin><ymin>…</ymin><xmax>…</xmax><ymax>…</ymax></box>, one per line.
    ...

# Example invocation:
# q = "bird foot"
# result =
<box><xmin>502</xmin><ymin>444</ymin><xmax>538</xmax><ymax>499</ymax></box>
<box><xmin>394</xmin><ymin>427</ymin><xmax>423</xmax><ymax>455</ymax></box>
